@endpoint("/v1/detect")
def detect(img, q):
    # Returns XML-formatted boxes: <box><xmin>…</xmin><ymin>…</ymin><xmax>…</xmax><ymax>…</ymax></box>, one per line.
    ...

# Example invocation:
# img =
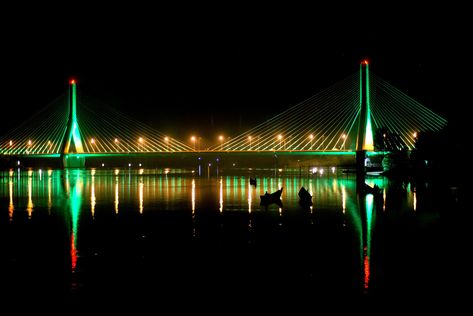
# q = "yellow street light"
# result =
<box><xmin>164</xmin><ymin>136</ymin><xmax>169</xmax><ymax>151</ymax></box>
<box><xmin>278</xmin><ymin>134</ymin><xmax>283</xmax><ymax>150</ymax></box>
<box><xmin>191</xmin><ymin>136</ymin><xmax>196</xmax><ymax>150</ymax></box>
<box><xmin>219</xmin><ymin>135</ymin><xmax>224</xmax><ymax>150</ymax></box>
<box><xmin>138</xmin><ymin>137</ymin><xmax>144</xmax><ymax>152</ymax></box>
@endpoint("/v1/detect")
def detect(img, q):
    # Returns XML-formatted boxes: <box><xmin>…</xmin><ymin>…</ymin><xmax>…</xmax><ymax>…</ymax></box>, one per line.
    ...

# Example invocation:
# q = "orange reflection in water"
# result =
<box><xmin>191</xmin><ymin>179</ymin><xmax>195</xmax><ymax>213</ymax></box>
<box><xmin>363</xmin><ymin>246</ymin><xmax>370</xmax><ymax>290</ymax></box>
<box><xmin>71</xmin><ymin>233</ymin><xmax>77</xmax><ymax>271</ymax></box>
<box><xmin>219</xmin><ymin>178</ymin><xmax>223</xmax><ymax>213</ymax></box>
<box><xmin>91</xmin><ymin>175</ymin><xmax>96</xmax><ymax>217</ymax></box>
<box><xmin>139</xmin><ymin>178</ymin><xmax>144</xmax><ymax>214</ymax></box>
<box><xmin>8</xmin><ymin>174</ymin><xmax>14</xmax><ymax>221</ymax></box>
<box><xmin>114</xmin><ymin>177</ymin><xmax>119</xmax><ymax>214</ymax></box>
<box><xmin>248</xmin><ymin>183</ymin><xmax>252</xmax><ymax>213</ymax></box>
<box><xmin>27</xmin><ymin>171</ymin><xmax>33</xmax><ymax>219</ymax></box>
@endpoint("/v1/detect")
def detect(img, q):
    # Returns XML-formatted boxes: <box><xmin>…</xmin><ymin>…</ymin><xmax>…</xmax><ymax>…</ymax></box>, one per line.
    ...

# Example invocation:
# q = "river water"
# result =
<box><xmin>0</xmin><ymin>168</ymin><xmax>468</xmax><ymax>310</ymax></box>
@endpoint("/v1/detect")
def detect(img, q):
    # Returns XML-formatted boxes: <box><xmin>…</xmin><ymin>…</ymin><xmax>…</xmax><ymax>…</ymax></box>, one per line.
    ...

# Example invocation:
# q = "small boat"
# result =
<box><xmin>298</xmin><ymin>186</ymin><xmax>313</xmax><ymax>206</ymax></box>
<box><xmin>250</xmin><ymin>177</ymin><xmax>257</xmax><ymax>186</ymax></box>
<box><xmin>260</xmin><ymin>187</ymin><xmax>283</xmax><ymax>206</ymax></box>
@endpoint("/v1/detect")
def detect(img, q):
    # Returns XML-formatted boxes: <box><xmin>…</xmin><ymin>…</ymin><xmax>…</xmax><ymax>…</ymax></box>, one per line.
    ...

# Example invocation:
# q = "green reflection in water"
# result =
<box><xmin>0</xmin><ymin>167</ymin><xmax>442</xmax><ymax>298</ymax></box>
<box><xmin>2</xmin><ymin>169</ymin><xmax>371</xmax><ymax>217</ymax></box>
<box><xmin>68</xmin><ymin>170</ymin><xmax>83</xmax><ymax>272</ymax></box>
<box><xmin>364</xmin><ymin>194</ymin><xmax>374</xmax><ymax>290</ymax></box>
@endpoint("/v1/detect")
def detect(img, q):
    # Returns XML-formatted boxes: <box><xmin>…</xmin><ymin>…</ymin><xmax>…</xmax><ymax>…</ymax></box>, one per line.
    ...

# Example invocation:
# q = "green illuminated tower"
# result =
<box><xmin>62</xmin><ymin>79</ymin><xmax>86</xmax><ymax>168</ymax></box>
<box><xmin>356</xmin><ymin>60</ymin><xmax>374</xmax><ymax>151</ymax></box>
<box><xmin>356</xmin><ymin>60</ymin><xmax>374</xmax><ymax>177</ymax></box>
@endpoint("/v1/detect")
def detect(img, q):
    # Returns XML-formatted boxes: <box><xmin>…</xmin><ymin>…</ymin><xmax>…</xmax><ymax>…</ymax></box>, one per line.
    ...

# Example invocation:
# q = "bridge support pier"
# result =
<box><xmin>63</xmin><ymin>154</ymin><xmax>86</xmax><ymax>168</ymax></box>
<box><xmin>356</xmin><ymin>150</ymin><xmax>366</xmax><ymax>190</ymax></box>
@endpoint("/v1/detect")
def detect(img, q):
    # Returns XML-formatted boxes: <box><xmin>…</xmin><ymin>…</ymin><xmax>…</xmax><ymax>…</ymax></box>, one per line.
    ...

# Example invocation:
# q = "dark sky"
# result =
<box><xmin>1</xmin><ymin>6</ymin><xmax>470</xmax><ymax>143</ymax></box>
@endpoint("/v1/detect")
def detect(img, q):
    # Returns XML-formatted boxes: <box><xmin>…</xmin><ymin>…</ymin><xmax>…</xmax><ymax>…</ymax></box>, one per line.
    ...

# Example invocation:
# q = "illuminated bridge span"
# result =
<box><xmin>0</xmin><ymin>62</ymin><xmax>447</xmax><ymax>167</ymax></box>
<box><xmin>214</xmin><ymin>62</ymin><xmax>447</xmax><ymax>152</ymax></box>
<box><xmin>0</xmin><ymin>80</ymin><xmax>193</xmax><ymax>158</ymax></box>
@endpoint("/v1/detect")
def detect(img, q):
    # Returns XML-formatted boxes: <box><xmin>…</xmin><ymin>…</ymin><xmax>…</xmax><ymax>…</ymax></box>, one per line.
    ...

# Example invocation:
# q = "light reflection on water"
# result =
<box><xmin>0</xmin><ymin>168</ymin><xmax>433</xmax><ymax>298</ymax></box>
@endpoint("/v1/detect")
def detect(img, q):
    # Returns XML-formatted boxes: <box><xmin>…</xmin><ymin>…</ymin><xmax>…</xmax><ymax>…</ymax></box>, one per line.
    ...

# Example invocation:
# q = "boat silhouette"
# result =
<box><xmin>260</xmin><ymin>187</ymin><xmax>283</xmax><ymax>206</ymax></box>
<box><xmin>363</xmin><ymin>183</ymin><xmax>382</xmax><ymax>196</ymax></box>
<box><xmin>298</xmin><ymin>186</ymin><xmax>313</xmax><ymax>207</ymax></box>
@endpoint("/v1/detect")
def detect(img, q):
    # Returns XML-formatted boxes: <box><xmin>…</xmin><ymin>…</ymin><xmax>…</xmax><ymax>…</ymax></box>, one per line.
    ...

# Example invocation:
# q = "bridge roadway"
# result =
<box><xmin>0</xmin><ymin>150</ymin><xmax>378</xmax><ymax>169</ymax></box>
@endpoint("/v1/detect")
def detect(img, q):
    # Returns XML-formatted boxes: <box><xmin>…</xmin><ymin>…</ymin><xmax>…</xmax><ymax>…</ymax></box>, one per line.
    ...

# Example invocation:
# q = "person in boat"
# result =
<box><xmin>298</xmin><ymin>186</ymin><xmax>313</xmax><ymax>206</ymax></box>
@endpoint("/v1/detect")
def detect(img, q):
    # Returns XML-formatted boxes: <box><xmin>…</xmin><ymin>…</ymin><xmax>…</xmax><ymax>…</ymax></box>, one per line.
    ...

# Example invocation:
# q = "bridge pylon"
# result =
<box><xmin>61</xmin><ymin>79</ymin><xmax>86</xmax><ymax>168</ymax></box>
<box><xmin>356</xmin><ymin>60</ymin><xmax>374</xmax><ymax>179</ymax></box>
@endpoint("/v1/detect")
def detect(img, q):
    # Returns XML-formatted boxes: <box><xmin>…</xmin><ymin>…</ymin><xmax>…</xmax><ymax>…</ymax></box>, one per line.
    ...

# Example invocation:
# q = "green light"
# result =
<box><xmin>363</xmin><ymin>64</ymin><xmax>374</xmax><ymax>151</ymax></box>
<box><xmin>64</xmin><ymin>81</ymin><xmax>84</xmax><ymax>154</ymax></box>
<box><xmin>364</xmin><ymin>193</ymin><xmax>375</xmax><ymax>290</ymax></box>
<box><xmin>69</xmin><ymin>170</ymin><xmax>83</xmax><ymax>271</ymax></box>
<box><xmin>365</xmin><ymin>194</ymin><xmax>373</xmax><ymax>258</ymax></box>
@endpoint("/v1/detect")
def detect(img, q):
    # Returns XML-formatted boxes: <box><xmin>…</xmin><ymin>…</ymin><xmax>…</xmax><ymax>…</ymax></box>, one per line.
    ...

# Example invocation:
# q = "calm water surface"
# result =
<box><xmin>0</xmin><ymin>168</ymin><xmax>469</xmax><ymax>309</ymax></box>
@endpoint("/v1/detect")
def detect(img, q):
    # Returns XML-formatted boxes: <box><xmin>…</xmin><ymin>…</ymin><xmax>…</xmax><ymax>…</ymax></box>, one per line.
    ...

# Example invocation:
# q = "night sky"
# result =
<box><xmin>1</xmin><ymin>7</ymin><xmax>470</xmax><ymax>145</ymax></box>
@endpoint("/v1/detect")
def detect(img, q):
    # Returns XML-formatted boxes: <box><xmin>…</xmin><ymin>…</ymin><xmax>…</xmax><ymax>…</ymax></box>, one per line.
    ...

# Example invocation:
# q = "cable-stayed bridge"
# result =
<box><xmin>0</xmin><ymin>62</ymin><xmax>447</xmax><ymax>168</ymax></box>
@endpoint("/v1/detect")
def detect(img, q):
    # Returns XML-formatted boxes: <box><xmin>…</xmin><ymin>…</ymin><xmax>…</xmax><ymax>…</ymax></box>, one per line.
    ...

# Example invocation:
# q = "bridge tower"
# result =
<box><xmin>61</xmin><ymin>79</ymin><xmax>86</xmax><ymax>168</ymax></box>
<box><xmin>356</xmin><ymin>60</ymin><xmax>374</xmax><ymax>176</ymax></box>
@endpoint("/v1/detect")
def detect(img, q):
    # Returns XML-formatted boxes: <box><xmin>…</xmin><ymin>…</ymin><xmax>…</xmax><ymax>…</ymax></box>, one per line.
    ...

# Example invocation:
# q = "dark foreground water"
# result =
<box><xmin>0</xmin><ymin>168</ymin><xmax>470</xmax><ymax>310</ymax></box>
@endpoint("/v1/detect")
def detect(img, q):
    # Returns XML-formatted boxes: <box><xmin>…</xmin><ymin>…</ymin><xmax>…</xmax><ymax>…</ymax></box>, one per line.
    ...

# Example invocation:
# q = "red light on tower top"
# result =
<box><xmin>70</xmin><ymin>79</ymin><xmax>76</xmax><ymax>85</ymax></box>
<box><xmin>362</xmin><ymin>60</ymin><xmax>369</xmax><ymax>65</ymax></box>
